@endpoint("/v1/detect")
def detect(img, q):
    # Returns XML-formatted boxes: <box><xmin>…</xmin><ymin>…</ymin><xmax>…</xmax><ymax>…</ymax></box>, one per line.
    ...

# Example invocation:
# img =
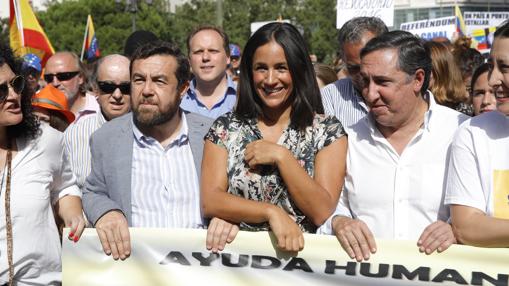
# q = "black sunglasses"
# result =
<box><xmin>44</xmin><ymin>71</ymin><xmax>80</xmax><ymax>83</ymax></box>
<box><xmin>97</xmin><ymin>81</ymin><xmax>130</xmax><ymax>95</ymax></box>
<box><xmin>0</xmin><ymin>75</ymin><xmax>25</xmax><ymax>102</ymax></box>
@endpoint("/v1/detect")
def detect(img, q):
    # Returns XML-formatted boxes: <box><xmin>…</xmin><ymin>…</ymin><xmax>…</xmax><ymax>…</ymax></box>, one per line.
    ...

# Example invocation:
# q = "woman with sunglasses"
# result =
<box><xmin>0</xmin><ymin>44</ymin><xmax>85</xmax><ymax>284</ymax></box>
<box><xmin>201</xmin><ymin>23</ymin><xmax>347</xmax><ymax>252</ymax></box>
<box><xmin>445</xmin><ymin>21</ymin><xmax>509</xmax><ymax>247</ymax></box>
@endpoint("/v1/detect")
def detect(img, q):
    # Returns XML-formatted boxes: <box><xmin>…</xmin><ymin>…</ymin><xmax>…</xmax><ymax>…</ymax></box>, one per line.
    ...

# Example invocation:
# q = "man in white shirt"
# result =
<box><xmin>320</xmin><ymin>31</ymin><xmax>467</xmax><ymax>262</ymax></box>
<box><xmin>321</xmin><ymin>17</ymin><xmax>387</xmax><ymax>129</ymax></box>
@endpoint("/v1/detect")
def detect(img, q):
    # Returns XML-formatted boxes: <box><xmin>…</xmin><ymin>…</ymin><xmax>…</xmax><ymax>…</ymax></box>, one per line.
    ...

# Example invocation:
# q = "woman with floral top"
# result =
<box><xmin>201</xmin><ymin>22</ymin><xmax>347</xmax><ymax>252</ymax></box>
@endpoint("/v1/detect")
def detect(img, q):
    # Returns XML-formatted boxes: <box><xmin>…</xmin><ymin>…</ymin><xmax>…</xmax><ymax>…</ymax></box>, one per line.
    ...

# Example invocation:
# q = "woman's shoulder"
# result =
<box><xmin>17</xmin><ymin>123</ymin><xmax>62</xmax><ymax>166</ymax></box>
<box><xmin>312</xmin><ymin>113</ymin><xmax>343</xmax><ymax>128</ymax></box>
<box><xmin>30</xmin><ymin>123</ymin><xmax>63</xmax><ymax>152</ymax></box>
<box><xmin>212</xmin><ymin>112</ymin><xmax>247</xmax><ymax>129</ymax></box>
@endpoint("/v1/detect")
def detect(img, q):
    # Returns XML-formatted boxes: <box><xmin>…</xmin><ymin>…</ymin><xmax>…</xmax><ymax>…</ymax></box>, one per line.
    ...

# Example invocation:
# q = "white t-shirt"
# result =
<box><xmin>0</xmin><ymin>123</ymin><xmax>81</xmax><ymax>285</ymax></box>
<box><xmin>445</xmin><ymin>111</ymin><xmax>509</xmax><ymax>219</ymax></box>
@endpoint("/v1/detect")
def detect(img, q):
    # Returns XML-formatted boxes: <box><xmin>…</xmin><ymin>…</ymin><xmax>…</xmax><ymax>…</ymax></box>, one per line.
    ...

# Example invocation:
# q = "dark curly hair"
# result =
<box><xmin>0</xmin><ymin>44</ymin><xmax>40</xmax><ymax>140</ymax></box>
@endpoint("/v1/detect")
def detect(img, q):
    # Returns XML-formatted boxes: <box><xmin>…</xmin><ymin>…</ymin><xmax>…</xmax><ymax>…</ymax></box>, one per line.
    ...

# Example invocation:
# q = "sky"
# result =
<box><xmin>1</xmin><ymin>0</ymin><xmax>47</xmax><ymax>19</ymax></box>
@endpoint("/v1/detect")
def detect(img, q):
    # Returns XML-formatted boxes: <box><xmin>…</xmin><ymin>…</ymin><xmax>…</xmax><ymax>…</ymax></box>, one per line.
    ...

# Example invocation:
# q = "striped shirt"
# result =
<box><xmin>321</xmin><ymin>78</ymin><xmax>369</xmax><ymax>130</ymax></box>
<box><xmin>74</xmin><ymin>92</ymin><xmax>101</xmax><ymax>123</ymax></box>
<box><xmin>63</xmin><ymin>112</ymin><xmax>107</xmax><ymax>189</ymax></box>
<box><xmin>131</xmin><ymin>112</ymin><xmax>203</xmax><ymax>228</ymax></box>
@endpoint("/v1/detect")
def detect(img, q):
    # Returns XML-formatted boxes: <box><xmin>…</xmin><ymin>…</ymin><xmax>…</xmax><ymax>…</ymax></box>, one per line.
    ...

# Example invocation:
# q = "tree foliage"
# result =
<box><xmin>3</xmin><ymin>0</ymin><xmax>339</xmax><ymax>64</ymax></box>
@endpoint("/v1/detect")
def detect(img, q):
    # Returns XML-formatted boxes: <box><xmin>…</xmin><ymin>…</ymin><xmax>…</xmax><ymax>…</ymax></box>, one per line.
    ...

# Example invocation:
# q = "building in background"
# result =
<box><xmin>394</xmin><ymin>0</ymin><xmax>509</xmax><ymax>29</ymax></box>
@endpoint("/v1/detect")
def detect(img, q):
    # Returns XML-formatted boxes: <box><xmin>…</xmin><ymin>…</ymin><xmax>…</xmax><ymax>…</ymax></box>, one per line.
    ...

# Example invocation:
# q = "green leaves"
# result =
<box><xmin>2</xmin><ymin>0</ymin><xmax>339</xmax><ymax>64</ymax></box>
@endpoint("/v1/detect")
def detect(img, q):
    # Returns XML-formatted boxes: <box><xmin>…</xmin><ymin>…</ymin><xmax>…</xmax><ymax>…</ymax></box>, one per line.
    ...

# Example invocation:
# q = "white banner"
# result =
<box><xmin>464</xmin><ymin>12</ymin><xmax>509</xmax><ymax>35</ymax></box>
<box><xmin>336</xmin><ymin>0</ymin><xmax>394</xmax><ymax>29</ymax></box>
<box><xmin>400</xmin><ymin>16</ymin><xmax>457</xmax><ymax>40</ymax></box>
<box><xmin>63</xmin><ymin>229</ymin><xmax>509</xmax><ymax>286</ymax></box>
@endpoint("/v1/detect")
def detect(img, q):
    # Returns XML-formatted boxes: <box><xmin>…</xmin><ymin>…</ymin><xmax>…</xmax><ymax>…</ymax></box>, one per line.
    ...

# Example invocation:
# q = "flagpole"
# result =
<box><xmin>80</xmin><ymin>15</ymin><xmax>90</xmax><ymax>61</ymax></box>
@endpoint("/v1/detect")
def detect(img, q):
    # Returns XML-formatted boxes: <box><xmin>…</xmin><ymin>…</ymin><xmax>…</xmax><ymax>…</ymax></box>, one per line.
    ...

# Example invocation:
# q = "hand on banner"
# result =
<box><xmin>57</xmin><ymin>195</ymin><xmax>87</xmax><ymax>243</ymax></box>
<box><xmin>95</xmin><ymin>210</ymin><xmax>131</xmax><ymax>260</ymax></box>
<box><xmin>65</xmin><ymin>213</ymin><xmax>87</xmax><ymax>243</ymax></box>
<box><xmin>417</xmin><ymin>220</ymin><xmax>456</xmax><ymax>254</ymax></box>
<box><xmin>267</xmin><ymin>206</ymin><xmax>304</xmax><ymax>252</ymax></box>
<box><xmin>332</xmin><ymin>216</ymin><xmax>377</xmax><ymax>262</ymax></box>
<box><xmin>206</xmin><ymin>217</ymin><xmax>240</xmax><ymax>253</ymax></box>
<box><xmin>244</xmin><ymin>140</ymin><xmax>288</xmax><ymax>169</ymax></box>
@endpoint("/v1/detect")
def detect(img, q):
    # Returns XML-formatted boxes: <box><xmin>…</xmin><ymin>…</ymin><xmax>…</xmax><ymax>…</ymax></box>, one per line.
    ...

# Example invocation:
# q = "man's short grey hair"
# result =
<box><xmin>338</xmin><ymin>17</ymin><xmax>388</xmax><ymax>59</ymax></box>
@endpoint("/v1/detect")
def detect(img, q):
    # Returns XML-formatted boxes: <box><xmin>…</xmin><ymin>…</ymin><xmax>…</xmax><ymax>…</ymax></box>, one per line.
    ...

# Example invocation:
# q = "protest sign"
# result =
<box><xmin>63</xmin><ymin>229</ymin><xmax>509</xmax><ymax>286</ymax></box>
<box><xmin>400</xmin><ymin>16</ymin><xmax>457</xmax><ymax>40</ymax></box>
<box><xmin>464</xmin><ymin>12</ymin><xmax>509</xmax><ymax>35</ymax></box>
<box><xmin>336</xmin><ymin>0</ymin><xmax>394</xmax><ymax>29</ymax></box>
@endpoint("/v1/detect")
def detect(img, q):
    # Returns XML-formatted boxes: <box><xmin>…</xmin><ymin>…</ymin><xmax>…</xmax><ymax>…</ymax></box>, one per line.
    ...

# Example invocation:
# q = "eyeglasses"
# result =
<box><xmin>44</xmin><ymin>71</ymin><xmax>80</xmax><ymax>83</ymax></box>
<box><xmin>97</xmin><ymin>81</ymin><xmax>130</xmax><ymax>95</ymax></box>
<box><xmin>0</xmin><ymin>75</ymin><xmax>25</xmax><ymax>102</ymax></box>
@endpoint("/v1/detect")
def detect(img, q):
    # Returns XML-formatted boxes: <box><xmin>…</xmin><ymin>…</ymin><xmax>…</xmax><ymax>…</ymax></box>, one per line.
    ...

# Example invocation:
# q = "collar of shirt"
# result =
<box><xmin>97</xmin><ymin>110</ymin><xmax>107</xmax><ymax>126</ymax></box>
<box><xmin>364</xmin><ymin>90</ymin><xmax>437</xmax><ymax>136</ymax></box>
<box><xmin>185</xmin><ymin>75</ymin><xmax>237</xmax><ymax>109</ymax></box>
<box><xmin>132</xmin><ymin>111</ymin><xmax>189</xmax><ymax>150</ymax></box>
<box><xmin>351</xmin><ymin>81</ymin><xmax>369</xmax><ymax>113</ymax></box>
<box><xmin>75</xmin><ymin>92</ymin><xmax>101</xmax><ymax>122</ymax></box>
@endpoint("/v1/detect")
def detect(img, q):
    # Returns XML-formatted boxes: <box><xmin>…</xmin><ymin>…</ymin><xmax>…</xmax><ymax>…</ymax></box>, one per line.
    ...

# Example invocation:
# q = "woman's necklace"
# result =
<box><xmin>1</xmin><ymin>141</ymin><xmax>14</xmax><ymax>286</ymax></box>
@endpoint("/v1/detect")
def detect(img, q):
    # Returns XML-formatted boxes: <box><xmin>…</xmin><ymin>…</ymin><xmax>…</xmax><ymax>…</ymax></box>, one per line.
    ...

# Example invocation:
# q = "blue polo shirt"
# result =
<box><xmin>180</xmin><ymin>76</ymin><xmax>237</xmax><ymax>119</ymax></box>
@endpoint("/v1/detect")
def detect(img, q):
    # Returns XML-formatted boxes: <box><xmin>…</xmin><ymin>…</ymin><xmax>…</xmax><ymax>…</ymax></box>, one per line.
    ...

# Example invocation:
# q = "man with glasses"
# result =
<box><xmin>63</xmin><ymin>54</ymin><xmax>131</xmax><ymax>190</ymax></box>
<box><xmin>321</xmin><ymin>17</ymin><xmax>388</xmax><ymax>130</ymax></box>
<box><xmin>44</xmin><ymin>51</ymin><xmax>99</xmax><ymax>121</ymax></box>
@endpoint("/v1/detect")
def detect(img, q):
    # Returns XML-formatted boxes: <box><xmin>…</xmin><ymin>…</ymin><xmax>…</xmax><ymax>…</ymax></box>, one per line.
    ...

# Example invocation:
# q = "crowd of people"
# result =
<box><xmin>0</xmin><ymin>15</ymin><xmax>508</xmax><ymax>285</ymax></box>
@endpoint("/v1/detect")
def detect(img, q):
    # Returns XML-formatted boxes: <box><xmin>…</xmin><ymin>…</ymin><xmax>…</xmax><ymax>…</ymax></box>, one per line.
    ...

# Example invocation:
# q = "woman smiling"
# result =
<box><xmin>201</xmin><ymin>22</ymin><xmax>347</xmax><ymax>252</ymax></box>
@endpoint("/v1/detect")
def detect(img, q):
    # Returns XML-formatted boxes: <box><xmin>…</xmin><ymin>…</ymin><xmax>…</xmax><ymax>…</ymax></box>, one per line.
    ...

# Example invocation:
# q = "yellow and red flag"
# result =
<box><xmin>80</xmin><ymin>15</ymin><xmax>100</xmax><ymax>62</ymax></box>
<box><xmin>9</xmin><ymin>0</ymin><xmax>55</xmax><ymax>67</ymax></box>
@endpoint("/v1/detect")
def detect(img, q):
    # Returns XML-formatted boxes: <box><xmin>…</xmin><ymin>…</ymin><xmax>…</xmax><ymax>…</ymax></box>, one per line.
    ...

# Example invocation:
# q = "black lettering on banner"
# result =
<box><xmin>432</xmin><ymin>269</ymin><xmax>468</xmax><ymax>284</ymax></box>
<box><xmin>192</xmin><ymin>252</ymin><xmax>220</xmax><ymax>266</ymax></box>
<box><xmin>324</xmin><ymin>260</ymin><xmax>357</xmax><ymax>275</ymax></box>
<box><xmin>392</xmin><ymin>264</ymin><xmax>430</xmax><ymax>281</ymax></box>
<box><xmin>159</xmin><ymin>251</ymin><xmax>191</xmax><ymax>266</ymax></box>
<box><xmin>221</xmin><ymin>253</ymin><xmax>249</xmax><ymax>268</ymax></box>
<box><xmin>360</xmin><ymin>262</ymin><xmax>389</xmax><ymax>278</ymax></box>
<box><xmin>282</xmin><ymin>257</ymin><xmax>314</xmax><ymax>273</ymax></box>
<box><xmin>251</xmin><ymin>255</ymin><xmax>282</xmax><ymax>269</ymax></box>
<box><xmin>471</xmin><ymin>272</ymin><xmax>509</xmax><ymax>286</ymax></box>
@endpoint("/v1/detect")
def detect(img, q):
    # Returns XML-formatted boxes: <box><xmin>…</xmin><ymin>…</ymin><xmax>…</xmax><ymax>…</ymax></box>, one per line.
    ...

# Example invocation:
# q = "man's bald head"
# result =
<box><xmin>44</xmin><ymin>51</ymin><xmax>84</xmax><ymax>103</ymax></box>
<box><xmin>95</xmin><ymin>54</ymin><xmax>131</xmax><ymax>121</ymax></box>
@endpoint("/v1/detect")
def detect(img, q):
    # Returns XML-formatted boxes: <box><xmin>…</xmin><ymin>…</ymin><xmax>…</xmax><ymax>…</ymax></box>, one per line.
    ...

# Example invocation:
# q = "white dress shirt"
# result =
<box><xmin>0</xmin><ymin>123</ymin><xmax>81</xmax><ymax>285</ymax></box>
<box><xmin>319</xmin><ymin>93</ymin><xmax>467</xmax><ymax>239</ymax></box>
<box><xmin>445</xmin><ymin>111</ymin><xmax>509</xmax><ymax>219</ymax></box>
<box><xmin>131</xmin><ymin>112</ymin><xmax>203</xmax><ymax>228</ymax></box>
